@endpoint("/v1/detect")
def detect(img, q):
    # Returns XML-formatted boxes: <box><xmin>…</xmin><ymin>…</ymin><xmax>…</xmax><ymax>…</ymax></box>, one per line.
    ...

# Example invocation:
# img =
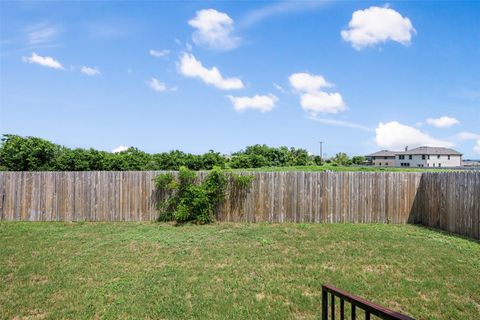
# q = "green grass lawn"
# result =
<box><xmin>234</xmin><ymin>165</ymin><xmax>454</xmax><ymax>172</ymax></box>
<box><xmin>1</xmin><ymin>223</ymin><xmax>478</xmax><ymax>320</ymax></box>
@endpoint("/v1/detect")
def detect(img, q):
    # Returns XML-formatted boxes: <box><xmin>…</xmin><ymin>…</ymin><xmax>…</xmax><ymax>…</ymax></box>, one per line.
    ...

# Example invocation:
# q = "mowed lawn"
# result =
<box><xmin>1</xmin><ymin>223</ymin><xmax>479</xmax><ymax>320</ymax></box>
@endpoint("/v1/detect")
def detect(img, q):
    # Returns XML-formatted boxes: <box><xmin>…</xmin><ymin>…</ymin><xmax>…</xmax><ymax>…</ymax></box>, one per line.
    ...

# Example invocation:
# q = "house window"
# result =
<box><xmin>437</xmin><ymin>155</ymin><xmax>440</xmax><ymax>159</ymax></box>
<box><xmin>409</xmin><ymin>155</ymin><xmax>412</xmax><ymax>160</ymax></box>
<box><xmin>399</xmin><ymin>155</ymin><xmax>405</xmax><ymax>160</ymax></box>
<box><xmin>438</xmin><ymin>163</ymin><xmax>441</xmax><ymax>167</ymax></box>
<box><xmin>422</xmin><ymin>155</ymin><xmax>426</xmax><ymax>160</ymax></box>
<box><xmin>428</xmin><ymin>155</ymin><xmax>430</xmax><ymax>160</ymax></box>
<box><xmin>448</xmin><ymin>155</ymin><xmax>450</xmax><ymax>160</ymax></box>
<box><xmin>384</xmin><ymin>156</ymin><xmax>387</xmax><ymax>159</ymax></box>
<box><xmin>385</xmin><ymin>163</ymin><xmax>389</xmax><ymax>166</ymax></box>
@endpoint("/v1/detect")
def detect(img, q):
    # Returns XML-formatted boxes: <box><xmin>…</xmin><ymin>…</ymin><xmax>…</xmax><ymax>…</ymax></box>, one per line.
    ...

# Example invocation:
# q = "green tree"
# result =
<box><xmin>105</xmin><ymin>147</ymin><xmax>150</xmax><ymax>170</ymax></box>
<box><xmin>0</xmin><ymin>134</ymin><xmax>61</xmax><ymax>171</ymax></box>
<box><xmin>332</xmin><ymin>152</ymin><xmax>352</xmax><ymax>166</ymax></box>
<box><xmin>201</xmin><ymin>150</ymin><xmax>226</xmax><ymax>170</ymax></box>
<box><xmin>55</xmin><ymin>148</ymin><xmax>109</xmax><ymax>171</ymax></box>
<box><xmin>351</xmin><ymin>156</ymin><xmax>366</xmax><ymax>165</ymax></box>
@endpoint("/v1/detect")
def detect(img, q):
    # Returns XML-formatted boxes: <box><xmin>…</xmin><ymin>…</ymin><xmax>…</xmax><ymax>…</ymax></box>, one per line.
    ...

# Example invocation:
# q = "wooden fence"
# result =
<box><xmin>0</xmin><ymin>171</ymin><xmax>478</xmax><ymax>239</ymax></box>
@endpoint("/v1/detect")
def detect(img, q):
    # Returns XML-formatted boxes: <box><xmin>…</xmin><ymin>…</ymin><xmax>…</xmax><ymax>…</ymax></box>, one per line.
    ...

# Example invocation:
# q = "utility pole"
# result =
<box><xmin>319</xmin><ymin>141</ymin><xmax>324</xmax><ymax>165</ymax></box>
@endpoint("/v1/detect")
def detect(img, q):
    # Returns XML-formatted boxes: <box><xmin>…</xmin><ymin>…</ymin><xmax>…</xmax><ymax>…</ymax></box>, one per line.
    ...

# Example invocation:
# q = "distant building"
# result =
<box><xmin>463</xmin><ymin>159</ymin><xmax>480</xmax><ymax>167</ymax></box>
<box><xmin>366</xmin><ymin>146</ymin><xmax>462</xmax><ymax>168</ymax></box>
<box><xmin>365</xmin><ymin>150</ymin><xmax>397</xmax><ymax>166</ymax></box>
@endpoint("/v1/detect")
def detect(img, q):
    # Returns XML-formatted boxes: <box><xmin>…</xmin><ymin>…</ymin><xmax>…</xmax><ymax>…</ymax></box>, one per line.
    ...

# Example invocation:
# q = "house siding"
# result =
<box><xmin>372</xmin><ymin>156</ymin><xmax>396</xmax><ymax>166</ymax></box>
<box><xmin>395</xmin><ymin>154</ymin><xmax>462</xmax><ymax>167</ymax></box>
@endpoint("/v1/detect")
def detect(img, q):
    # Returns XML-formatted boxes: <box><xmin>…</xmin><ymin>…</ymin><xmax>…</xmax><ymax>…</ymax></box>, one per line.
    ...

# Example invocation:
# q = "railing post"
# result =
<box><xmin>322</xmin><ymin>284</ymin><xmax>415</xmax><ymax>320</ymax></box>
<box><xmin>322</xmin><ymin>286</ymin><xmax>328</xmax><ymax>320</ymax></box>
<box><xmin>340</xmin><ymin>299</ymin><xmax>344</xmax><ymax>320</ymax></box>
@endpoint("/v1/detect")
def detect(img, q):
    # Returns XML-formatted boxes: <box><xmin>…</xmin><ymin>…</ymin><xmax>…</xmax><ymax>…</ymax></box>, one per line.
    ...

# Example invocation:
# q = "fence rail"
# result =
<box><xmin>0</xmin><ymin>171</ymin><xmax>479</xmax><ymax>239</ymax></box>
<box><xmin>321</xmin><ymin>284</ymin><xmax>415</xmax><ymax>320</ymax></box>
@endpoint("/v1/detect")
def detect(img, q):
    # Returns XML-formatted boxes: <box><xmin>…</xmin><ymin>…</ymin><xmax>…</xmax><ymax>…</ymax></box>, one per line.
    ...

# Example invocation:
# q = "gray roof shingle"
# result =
<box><xmin>366</xmin><ymin>150</ymin><xmax>398</xmax><ymax>157</ymax></box>
<box><xmin>396</xmin><ymin>146</ymin><xmax>462</xmax><ymax>155</ymax></box>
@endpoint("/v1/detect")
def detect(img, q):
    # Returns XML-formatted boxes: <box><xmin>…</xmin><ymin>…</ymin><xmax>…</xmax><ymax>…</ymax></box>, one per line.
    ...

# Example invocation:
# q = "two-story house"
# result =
<box><xmin>366</xmin><ymin>146</ymin><xmax>462</xmax><ymax>168</ymax></box>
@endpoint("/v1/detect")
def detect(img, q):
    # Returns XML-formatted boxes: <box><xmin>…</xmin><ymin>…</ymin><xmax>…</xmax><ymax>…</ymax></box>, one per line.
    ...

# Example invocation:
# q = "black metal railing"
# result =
<box><xmin>322</xmin><ymin>284</ymin><xmax>415</xmax><ymax>320</ymax></box>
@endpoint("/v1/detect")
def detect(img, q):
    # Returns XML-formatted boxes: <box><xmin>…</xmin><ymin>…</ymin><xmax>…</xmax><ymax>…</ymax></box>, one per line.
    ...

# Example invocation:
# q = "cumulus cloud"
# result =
<box><xmin>456</xmin><ymin>132</ymin><xmax>480</xmax><ymax>140</ymax></box>
<box><xmin>289</xmin><ymin>73</ymin><xmax>332</xmax><ymax>92</ymax></box>
<box><xmin>227</xmin><ymin>94</ymin><xmax>278</xmax><ymax>112</ymax></box>
<box><xmin>188</xmin><ymin>9</ymin><xmax>240</xmax><ymax>50</ymax></box>
<box><xmin>150</xmin><ymin>49</ymin><xmax>170</xmax><ymax>58</ymax></box>
<box><xmin>375</xmin><ymin>121</ymin><xmax>454</xmax><ymax>150</ymax></box>
<box><xmin>341</xmin><ymin>6</ymin><xmax>415</xmax><ymax>50</ymax></box>
<box><xmin>455</xmin><ymin>132</ymin><xmax>480</xmax><ymax>154</ymax></box>
<box><xmin>289</xmin><ymin>72</ymin><xmax>345</xmax><ymax>115</ymax></box>
<box><xmin>146</xmin><ymin>78</ymin><xmax>167</xmax><ymax>92</ymax></box>
<box><xmin>300</xmin><ymin>92</ymin><xmax>346</xmax><ymax>114</ymax></box>
<box><xmin>177</xmin><ymin>53</ymin><xmax>244</xmax><ymax>90</ymax></box>
<box><xmin>22</xmin><ymin>52</ymin><xmax>64</xmax><ymax>69</ymax></box>
<box><xmin>474</xmin><ymin>140</ymin><xmax>480</xmax><ymax>154</ymax></box>
<box><xmin>81</xmin><ymin>66</ymin><xmax>100</xmax><ymax>76</ymax></box>
<box><xmin>112</xmin><ymin>146</ymin><xmax>129</xmax><ymax>153</ymax></box>
<box><xmin>425</xmin><ymin>116</ymin><xmax>459</xmax><ymax>128</ymax></box>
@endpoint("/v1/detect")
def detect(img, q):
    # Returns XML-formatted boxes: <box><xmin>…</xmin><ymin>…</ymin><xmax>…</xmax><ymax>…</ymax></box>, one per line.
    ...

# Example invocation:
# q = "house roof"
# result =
<box><xmin>366</xmin><ymin>150</ymin><xmax>398</xmax><ymax>157</ymax></box>
<box><xmin>396</xmin><ymin>146</ymin><xmax>462</xmax><ymax>156</ymax></box>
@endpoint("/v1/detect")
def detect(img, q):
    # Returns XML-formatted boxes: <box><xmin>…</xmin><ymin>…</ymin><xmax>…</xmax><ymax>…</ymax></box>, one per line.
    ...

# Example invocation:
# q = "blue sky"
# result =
<box><xmin>1</xmin><ymin>1</ymin><xmax>479</xmax><ymax>158</ymax></box>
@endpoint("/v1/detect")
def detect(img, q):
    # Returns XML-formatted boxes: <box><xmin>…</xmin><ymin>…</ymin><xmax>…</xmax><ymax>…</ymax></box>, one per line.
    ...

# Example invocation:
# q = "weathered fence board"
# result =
<box><xmin>0</xmin><ymin>171</ymin><xmax>478</xmax><ymax>239</ymax></box>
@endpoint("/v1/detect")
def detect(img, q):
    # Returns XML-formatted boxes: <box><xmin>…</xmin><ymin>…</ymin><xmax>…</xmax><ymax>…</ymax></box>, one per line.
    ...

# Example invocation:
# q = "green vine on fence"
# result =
<box><xmin>154</xmin><ymin>166</ymin><xmax>255</xmax><ymax>224</ymax></box>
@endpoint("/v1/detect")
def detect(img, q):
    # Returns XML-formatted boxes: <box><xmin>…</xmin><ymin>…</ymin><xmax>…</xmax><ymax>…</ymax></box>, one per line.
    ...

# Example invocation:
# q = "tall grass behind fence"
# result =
<box><xmin>0</xmin><ymin>171</ymin><xmax>478</xmax><ymax>239</ymax></box>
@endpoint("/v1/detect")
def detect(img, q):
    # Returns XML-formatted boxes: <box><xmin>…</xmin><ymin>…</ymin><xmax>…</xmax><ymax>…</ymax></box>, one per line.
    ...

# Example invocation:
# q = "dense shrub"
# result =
<box><xmin>155</xmin><ymin>167</ymin><xmax>253</xmax><ymax>224</ymax></box>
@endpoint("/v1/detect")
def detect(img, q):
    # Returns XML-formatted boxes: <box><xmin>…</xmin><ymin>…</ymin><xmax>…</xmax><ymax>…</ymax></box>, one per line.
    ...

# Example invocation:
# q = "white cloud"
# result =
<box><xmin>188</xmin><ymin>9</ymin><xmax>240</xmax><ymax>50</ymax></box>
<box><xmin>227</xmin><ymin>94</ymin><xmax>278</xmax><ymax>112</ymax></box>
<box><xmin>300</xmin><ymin>92</ymin><xmax>345</xmax><ymax>114</ymax></box>
<box><xmin>25</xmin><ymin>22</ymin><xmax>60</xmax><ymax>45</ymax></box>
<box><xmin>22</xmin><ymin>52</ymin><xmax>64</xmax><ymax>69</ymax></box>
<box><xmin>146</xmin><ymin>78</ymin><xmax>167</xmax><ymax>92</ymax></box>
<box><xmin>112</xmin><ymin>146</ymin><xmax>129</xmax><ymax>153</ymax></box>
<box><xmin>150</xmin><ymin>49</ymin><xmax>170</xmax><ymax>58</ymax></box>
<box><xmin>375</xmin><ymin>121</ymin><xmax>454</xmax><ymax>150</ymax></box>
<box><xmin>425</xmin><ymin>116</ymin><xmax>459</xmax><ymax>128</ymax></box>
<box><xmin>81</xmin><ymin>66</ymin><xmax>101</xmax><ymax>76</ymax></box>
<box><xmin>474</xmin><ymin>140</ymin><xmax>480</xmax><ymax>154</ymax></box>
<box><xmin>177</xmin><ymin>53</ymin><xmax>244</xmax><ymax>90</ymax></box>
<box><xmin>289</xmin><ymin>73</ymin><xmax>332</xmax><ymax>93</ymax></box>
<box><xmin>341</xmin><ymin>6</ymin><xmax>415</xmax><ymax>50</ymax></box>
<box><xmin>456</xmin><ymin>132</ymin><xmax>480</xmax><ymax>140</ymax></box>
<box><xmin>289</xmin><ymin>72</ymin><xmax>345</xmax><ymax>115</ymax></box>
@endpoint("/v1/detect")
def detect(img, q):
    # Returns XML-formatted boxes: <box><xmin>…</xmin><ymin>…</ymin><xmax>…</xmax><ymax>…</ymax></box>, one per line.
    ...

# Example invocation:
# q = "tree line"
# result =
<box><xmin>0</xmin><ymin>134</ymin><xmax>365</xmax><ymax>171</ymax></box>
